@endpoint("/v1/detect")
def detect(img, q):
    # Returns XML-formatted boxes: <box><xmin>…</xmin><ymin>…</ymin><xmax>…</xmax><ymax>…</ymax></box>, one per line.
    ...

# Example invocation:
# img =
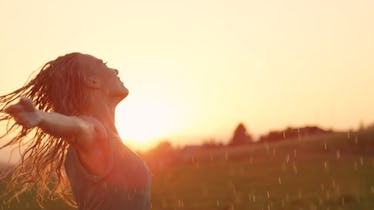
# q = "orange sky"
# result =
<box><xmin>0</xmin><ymin>0</ymin><xmax>374</xmax><ymax>151</ymax></box>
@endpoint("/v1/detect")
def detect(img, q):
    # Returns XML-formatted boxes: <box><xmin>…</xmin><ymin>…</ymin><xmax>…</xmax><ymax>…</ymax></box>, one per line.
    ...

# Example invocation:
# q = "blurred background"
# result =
<box><xmin>1</xmin><ymin>0</ymin><xmax>374</xmax><ymax>209</ymax></box>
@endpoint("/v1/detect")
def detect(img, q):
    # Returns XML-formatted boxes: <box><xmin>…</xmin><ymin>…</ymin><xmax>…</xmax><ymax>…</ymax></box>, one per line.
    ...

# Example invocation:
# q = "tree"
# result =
<box><xmin>228</xmin><ymin>123</ymin><xmax>253</xmax><ymax>146</ymax></box>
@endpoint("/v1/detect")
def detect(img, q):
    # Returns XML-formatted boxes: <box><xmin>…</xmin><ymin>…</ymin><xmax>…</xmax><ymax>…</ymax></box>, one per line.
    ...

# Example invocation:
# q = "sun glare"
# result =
<box><xmin>115</xmin><ymin>99</ymin><xmax>180</xmax><ymax>151</ymax></box>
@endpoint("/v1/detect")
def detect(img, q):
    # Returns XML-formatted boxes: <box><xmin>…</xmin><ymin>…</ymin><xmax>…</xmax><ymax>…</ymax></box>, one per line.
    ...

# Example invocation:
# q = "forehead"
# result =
<box><xmin>77</xmin><ymin>54</ymin><xmax>106</xmax><ymax>73</ymax></box>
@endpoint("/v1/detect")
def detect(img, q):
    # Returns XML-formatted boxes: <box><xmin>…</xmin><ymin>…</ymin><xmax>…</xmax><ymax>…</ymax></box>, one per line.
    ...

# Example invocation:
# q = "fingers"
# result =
<box><xmin>19</xmin><ymin>97</ymin><xmax>35</xmax><ymax>112</ymax></box>
<box><xmin>4</xmin><ymin>104</ymin><xmax>23</xmax><ymax>115</ymax></box>
<box><xmin>4</xmin><ymin>97</ymin><xmax>35</xmax><ymax>115</ymax></box>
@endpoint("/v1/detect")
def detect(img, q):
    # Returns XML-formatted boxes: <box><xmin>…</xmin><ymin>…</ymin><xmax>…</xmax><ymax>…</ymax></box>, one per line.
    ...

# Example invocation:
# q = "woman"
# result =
<box><xmin>0</xmin><ymin>52</ymin><xmax>151</xmax><ymax>209</ymax></box>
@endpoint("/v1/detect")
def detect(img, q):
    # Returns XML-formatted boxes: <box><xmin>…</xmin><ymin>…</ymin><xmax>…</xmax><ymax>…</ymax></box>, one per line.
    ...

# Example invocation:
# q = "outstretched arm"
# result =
<box><xmin>4</xmin><ymin>97</ymin><xmax>100</xmax><ymax>150</ymax></box>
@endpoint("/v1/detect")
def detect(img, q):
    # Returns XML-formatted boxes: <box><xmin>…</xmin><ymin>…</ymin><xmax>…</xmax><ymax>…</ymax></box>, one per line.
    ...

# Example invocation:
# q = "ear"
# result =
<box><xmin>83</xmin><ymin>76</ymin><xmax>101</xmax><ymax>89</ymax></box>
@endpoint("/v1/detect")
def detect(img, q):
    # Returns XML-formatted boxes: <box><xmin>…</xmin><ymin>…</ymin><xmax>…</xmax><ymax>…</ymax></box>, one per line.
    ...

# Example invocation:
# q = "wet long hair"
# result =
<box><xmin>0</xmin><ymin>52</ymin><xmax>92</xmax><ymax>207</ymax></box>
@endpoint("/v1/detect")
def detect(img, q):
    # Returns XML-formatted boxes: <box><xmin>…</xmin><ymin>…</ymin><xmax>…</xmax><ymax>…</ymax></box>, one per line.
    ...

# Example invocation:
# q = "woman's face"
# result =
<box><xmin>81</xmin><ymin>54</ymin><xmax>129</xmax><ymax>102</ymax></box>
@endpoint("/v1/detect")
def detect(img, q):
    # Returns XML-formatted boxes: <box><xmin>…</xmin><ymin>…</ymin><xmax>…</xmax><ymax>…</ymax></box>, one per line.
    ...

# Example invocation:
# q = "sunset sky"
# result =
<box><xmin>0</xmin><ymin>0</ymin><xmax>373</xmax><ymax>151</ymax></box>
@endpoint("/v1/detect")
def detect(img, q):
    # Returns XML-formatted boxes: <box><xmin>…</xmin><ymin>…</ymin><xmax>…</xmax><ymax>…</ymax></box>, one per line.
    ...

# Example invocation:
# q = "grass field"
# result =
<box><xmin>1</xmin><ymin>128</ymin><xmax>374</xmax><ymax>210</ymax></box>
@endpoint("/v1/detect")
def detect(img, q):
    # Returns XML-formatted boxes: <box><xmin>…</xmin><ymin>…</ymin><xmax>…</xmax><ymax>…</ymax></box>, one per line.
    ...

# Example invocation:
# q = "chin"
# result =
<box><xmin>110</xmin><ymin>86</ymin><xmax>129</xmax><ymax>103</ymax></box>
<box><xmin>118</xmin><ymin>87</ymin><xmax>129</xmax><ymax>100</ymax></box>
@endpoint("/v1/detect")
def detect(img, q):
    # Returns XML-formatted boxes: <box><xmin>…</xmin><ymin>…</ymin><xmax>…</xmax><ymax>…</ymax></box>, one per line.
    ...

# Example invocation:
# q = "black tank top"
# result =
<box><xmin>65</xmin><ymin>132</ymin><xmax>151</xmax><ymax>210</ymax></box>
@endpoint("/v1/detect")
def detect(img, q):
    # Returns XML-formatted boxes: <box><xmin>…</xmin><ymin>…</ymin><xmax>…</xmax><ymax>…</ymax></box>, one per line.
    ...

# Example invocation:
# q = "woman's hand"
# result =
<box><xmin>4</xmin><ymin>97</ymin><xmax>42</xmax><ymax>129</ymax></box>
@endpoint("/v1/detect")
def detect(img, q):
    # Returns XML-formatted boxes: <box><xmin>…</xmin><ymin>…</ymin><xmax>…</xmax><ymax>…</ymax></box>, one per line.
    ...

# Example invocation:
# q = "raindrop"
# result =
<box><xmin>293</xmin><ymin>162</ymin><xmax>298</xmax><ymax>174</ymax></box>
<box><xmin>278</xmin><ymin>177</ymin><xmax>282</xmax><ymax>184</ymax></box>
<box><xmin>323</xmin><ymin>161</ymin><xmax>328</xmax><ymax>170</ymax></box>
<box><xmin>354</xmin><ymin>136</ymin><xmax>358</xmax><ymax>144</ymax></box>
<box><xmin>177</xmin><ymin>200</ymin><xmax>184</xmax><ymax>208</ymax></box>
<box><xmin>216</xmin><ymin>200</ymin><xmax>220</xmax><ymax>206</ymax></box>
<box><xmin>323</xmin><ymin>142</ymin><xmax>328</xmax><ymax>151</ymax></box>
<box><xmin>286</xmin><ymin>154</ymin><xmax>290</xmax><ymax>163</ymax></box>
<box><xmin>371</xmin><ymin>186</ymin><xmax>374</xmax><ymax>194</ymax></box>
<box><xmin>225</xmin><ymin>151</ymin><xmax>229</xmax><ymax>161</ymax></box>
<box><xmin>267</xmin><ymin>191</ymin><xmax>270</xmax><ymax>199</ymax></box>
<box><xmin>336</xmin><ymin>150</ymin><xmax>340</xmax><ymax>160</ymax></box>
<box><xmin>359</xmin><ymin>156</ymin><xmax>364</xmax><ymax>166</ymax></box>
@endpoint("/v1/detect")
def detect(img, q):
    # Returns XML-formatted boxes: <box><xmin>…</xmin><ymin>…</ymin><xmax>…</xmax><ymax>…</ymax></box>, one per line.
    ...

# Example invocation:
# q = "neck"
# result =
<box><xmin>85</xmin><ymin>98</ymin><xmax>119</xmax><ymax>135</ymax></box>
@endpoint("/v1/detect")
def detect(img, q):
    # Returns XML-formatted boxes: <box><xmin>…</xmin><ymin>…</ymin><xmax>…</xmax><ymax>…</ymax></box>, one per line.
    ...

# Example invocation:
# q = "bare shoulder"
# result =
<box><xmin>71</xmin><ymin>116</ymin><xmax>108</xmax><ymax>152</ymax></box>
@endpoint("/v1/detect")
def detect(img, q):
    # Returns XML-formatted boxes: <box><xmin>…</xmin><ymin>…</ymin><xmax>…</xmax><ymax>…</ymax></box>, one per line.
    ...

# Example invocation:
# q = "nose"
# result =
<box><xmin>113</xmin><ymin>69</ymin><xmax>119</xmax><ymax>75</ymax></box>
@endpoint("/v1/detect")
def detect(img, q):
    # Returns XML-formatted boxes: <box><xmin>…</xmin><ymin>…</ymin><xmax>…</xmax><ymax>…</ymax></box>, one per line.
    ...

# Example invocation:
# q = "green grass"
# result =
<box><xmin>1</xmin><ymin>129</ymin><xmax>374</xmax><ymax>210</ymax></box>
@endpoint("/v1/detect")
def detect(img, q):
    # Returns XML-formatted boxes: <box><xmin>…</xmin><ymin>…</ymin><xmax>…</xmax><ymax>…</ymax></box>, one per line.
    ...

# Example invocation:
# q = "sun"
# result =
<box><xmin>114</xmin><ymin>99</ymin><xmax>180</xmax><ymax>151</ymax></box>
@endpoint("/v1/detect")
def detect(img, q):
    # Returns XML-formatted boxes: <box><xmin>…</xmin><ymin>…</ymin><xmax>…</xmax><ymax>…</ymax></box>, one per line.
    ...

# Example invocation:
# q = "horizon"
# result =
<box><xmin>1</xmin><ymin>0</ymin><xmax>374</xmax><ymax>152</ymax></box>
<box><xmin>0</xmin><ymin>124</ymin><xmax>371</xmax><ymax>166</ymax></box>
